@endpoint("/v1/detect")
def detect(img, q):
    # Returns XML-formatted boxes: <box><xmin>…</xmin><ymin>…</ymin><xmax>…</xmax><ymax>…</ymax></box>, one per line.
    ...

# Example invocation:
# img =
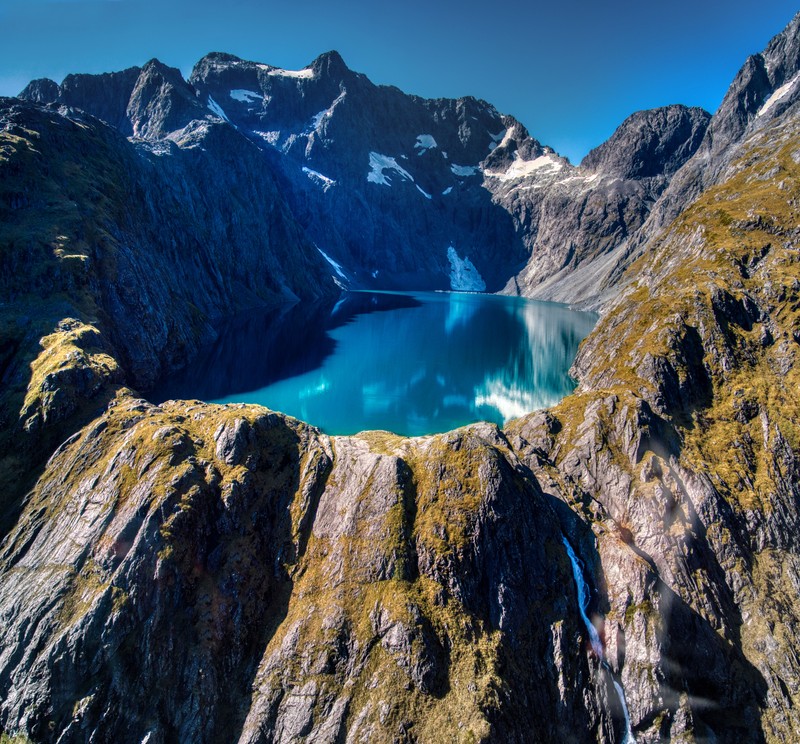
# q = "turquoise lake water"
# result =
<box><xmin>152</xmin><ymin>291</ymin><xmax>597</xmax><ymax>436</ymax></box>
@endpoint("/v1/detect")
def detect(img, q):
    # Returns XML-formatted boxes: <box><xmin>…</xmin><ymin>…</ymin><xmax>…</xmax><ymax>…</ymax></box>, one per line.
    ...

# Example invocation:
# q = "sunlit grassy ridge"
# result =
<box><xmin>503</xmin><ymin>109</ymin><xmax>800</xmax><ymax>740</ymax></box>
<box><xmin>561</xmin><ymin>111</ymin><xmax>800</xmax><ymax>512</ymax></box>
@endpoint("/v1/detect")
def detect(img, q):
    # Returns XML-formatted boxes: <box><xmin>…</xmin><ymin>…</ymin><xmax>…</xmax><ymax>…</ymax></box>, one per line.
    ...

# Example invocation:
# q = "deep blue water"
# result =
<box><xmin>151</xmin><ymin>291</ymin><xmax>596</xmax><ymax>436</ymax></box>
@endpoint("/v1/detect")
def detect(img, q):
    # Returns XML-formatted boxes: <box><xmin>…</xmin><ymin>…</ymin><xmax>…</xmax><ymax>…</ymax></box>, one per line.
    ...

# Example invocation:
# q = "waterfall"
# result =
<box><xmin>561</xmin><ymin>535</ymin><xmax>604</xmax><ymax>657</ymax></box>
<box><xmin>613</xmin><ymin>678</ymin><xmax>635</xmax><ymax>743</ymax></box>
<box><xmin>561</xmin><ymin>536</ymin><xmax>635</xmax><ymax>743</ymax></box>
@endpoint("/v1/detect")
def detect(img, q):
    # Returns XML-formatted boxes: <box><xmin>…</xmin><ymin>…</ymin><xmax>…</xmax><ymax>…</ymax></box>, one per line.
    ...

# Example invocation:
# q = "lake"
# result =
<box><xmin>151</xmin><ymin>291</ymin><xmax>597</xmax><ymax>436</ymax></box>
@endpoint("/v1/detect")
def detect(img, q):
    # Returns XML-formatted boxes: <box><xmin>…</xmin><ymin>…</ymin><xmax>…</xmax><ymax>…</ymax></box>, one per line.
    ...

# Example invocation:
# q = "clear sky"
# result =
<box><xmin>0</xmin><ymin>0</ymin><xmax>797</xmax><ymax>163</ymax></box>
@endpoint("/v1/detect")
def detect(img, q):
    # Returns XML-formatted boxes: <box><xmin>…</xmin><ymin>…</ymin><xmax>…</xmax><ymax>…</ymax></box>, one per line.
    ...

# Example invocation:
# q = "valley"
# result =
<box><xmin>1</xmin><ymin>11</ymin><xmax>799</xmax><ymax>743</ymax></box>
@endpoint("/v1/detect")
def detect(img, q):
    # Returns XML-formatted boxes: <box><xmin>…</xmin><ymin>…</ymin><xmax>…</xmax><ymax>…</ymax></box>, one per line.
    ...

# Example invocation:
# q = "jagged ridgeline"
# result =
<box><xmin>1</xmin><ymin>10</ymin><xmax>800</xmax><ymax>743</ymax></box>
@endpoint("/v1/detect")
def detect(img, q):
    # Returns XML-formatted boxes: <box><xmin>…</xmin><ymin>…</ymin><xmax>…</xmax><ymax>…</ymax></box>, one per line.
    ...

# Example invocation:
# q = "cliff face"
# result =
<box><xmin>1</xmin><ymin>12</ymin><xmax>800</xmax><ymax>744</ymax></box>
<box><xmin>0</xmin><ymin>399</ymin><xmax>618</xmax><ymax>743</ymax></box>
<box><xmin>537</xmin><ymin>11</ymin><xmax>800</xmax><ymax>308</ymax></box>
<box><xmin>508</xmin><ymin>96</ymin><xmax>800</xmax><ymax>740</ymax></box>
<box><xmin>0</xmin><ymin>94</ymin><xmax>337</xmax><ymax>530</ymax></box>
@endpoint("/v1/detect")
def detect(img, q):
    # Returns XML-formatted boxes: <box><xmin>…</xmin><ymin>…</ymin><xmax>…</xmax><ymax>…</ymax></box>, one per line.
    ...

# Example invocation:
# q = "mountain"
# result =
<box><xmin>1</xmin><ymin>11</ymin><xmax>800</xmax><ymax>743</ymax></box>
<box><xmin>19</xmin><ymin>50</ymin><xmax>709</xmax><ymax>297</ymax></box>
<box><xmin>530</xmin><ymin>11</ymin><xmax>800</xmax><ymax>306</ymax></box>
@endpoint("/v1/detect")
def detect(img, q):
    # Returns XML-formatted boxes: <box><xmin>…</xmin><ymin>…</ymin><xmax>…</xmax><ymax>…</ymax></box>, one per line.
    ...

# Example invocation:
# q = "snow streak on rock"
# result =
<box><xmin>414</xmin><ymin>134</ymin><xmax>438</xmax><ymax>154</ymax></box>
<box><xmin>229</xmin><ymin>89</ymin><xmax>262</xmax><ymax>103</ymax></box>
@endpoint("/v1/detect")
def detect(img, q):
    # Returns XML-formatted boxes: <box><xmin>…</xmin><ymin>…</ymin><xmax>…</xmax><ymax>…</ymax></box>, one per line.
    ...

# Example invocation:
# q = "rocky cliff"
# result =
<box><xmin>1</xmin><ymin>11</ymin><xmax>800</xmax><ymax>744</ymax></box>
<box><xmin>0</xmin><ymin>93</ymin><xmax>337</xmax><ymax>529</ymax></box>
<box><xmin>528</xmin><ymin>11</ymin><xmax>800</xmax><ymax>307</ymax></box>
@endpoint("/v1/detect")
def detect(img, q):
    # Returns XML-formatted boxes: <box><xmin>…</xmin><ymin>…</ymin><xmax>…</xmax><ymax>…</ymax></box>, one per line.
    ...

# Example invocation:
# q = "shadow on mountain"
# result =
<box><xmin>149</xmin><ymin>292</ymin><xmax>422</xmax><ymax>404</ymax></box>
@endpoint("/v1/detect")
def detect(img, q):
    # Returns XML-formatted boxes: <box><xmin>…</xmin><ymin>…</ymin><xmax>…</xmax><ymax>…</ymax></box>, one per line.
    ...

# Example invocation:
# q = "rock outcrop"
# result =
<box><xmin>538</xmin><ymin>11</ymin><xmax>800</xmax><ymax>308</ymax></box>
<box><xmin>0</xmin><ymin>399</ymin><xmax>619</xmax><ymax>743</ymax></box>
<box><xmin>581</xmin><ymin>105</ymin><xmax>711</xmax><ymax>180</ymax></box>
<box><xmin>508</xmin><ymin>89</ymin><xmax>800</xmax><ymax>741</ymax></box>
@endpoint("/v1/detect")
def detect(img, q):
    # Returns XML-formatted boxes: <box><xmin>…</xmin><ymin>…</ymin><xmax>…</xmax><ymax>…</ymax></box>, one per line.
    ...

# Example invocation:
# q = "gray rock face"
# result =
<box><xmin>582</xmin><ymin>11</ymin><xmax>800</xmax><ymax>307</ymax></box>
<box><xmin>17</xmin><ymin>77</ymin><xmax>60</xmax><ymax>105</ymax></box>
<box><xmin>187</xmin><ymin>51</ymin><xmax>535</xmax><ymax>290</ymax></box>
<box><xmin>18</xmin><ymin>61</ymin><xmax>207</xmax><ymax>139</ymax></box>
<box><xmin>0</xmin><ymin>402</ymin><xmax>617</xmax><ymax>743</ymax></box>
<box><xmin>126</xmin><ymin>58</ymin><xmax>210</xmax><ymax>139</ymax></box>
<box><xmin>581</xmin><ymin>105</ymin><xmax>711</xmax><ymax>179</ymax></box>
<box><xmin>485</xmin><ymin>105</ymin><xmax>710</xmax><ymax>302</ymax></box>
<box><xmin>22</xmin><ymin>67</ymin><xmax>143</xmax><ymax>133</ymax></box>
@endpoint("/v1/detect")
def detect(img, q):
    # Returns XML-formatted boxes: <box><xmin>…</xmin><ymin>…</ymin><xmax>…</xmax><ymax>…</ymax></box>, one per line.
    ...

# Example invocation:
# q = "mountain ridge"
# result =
<box><xmin>19</xmin><ymin>47</ymin><xmax>710</xmax><ymax>297</ymax></box>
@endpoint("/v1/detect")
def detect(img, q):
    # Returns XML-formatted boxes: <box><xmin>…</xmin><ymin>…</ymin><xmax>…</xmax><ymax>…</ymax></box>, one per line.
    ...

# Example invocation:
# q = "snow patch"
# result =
<box><xmin>367</xmin><ymin>152</ymin><xmax>414</xmax><ymax>186</ymax></box>
<box><xmin>447</xmin><ymin>246</ymin><xmax>486</xmax><ymax>292</ymax></box>
<box><xmin>143</xmin><ymin>141</ymin><xmax>173</xmax><ymax>157</ymax></box>
<box><xmin>254</xmin><ymin>130</ymin><xmax>281</xmax><ymax>145</ymax></box>
<box><xmin>450</xmin><ymin>163</ymin><xmax>479</xmax><ymax>177</ymax></box>
<box><xmin>416</xmin><ymin>185</ymin><xmax>432</xmax><ymax>199</ymax></box>
<box><xmin>207</xmin><ymin>96</ymin><xmax>229</xmax><ymax>122</ymax></box>
<box><xmin>758</xmin><ymin>71</ymin><xmax>800</xmax><ymax>118</ymax></box>
<box><xmin>495</xmin><ymin>128</ymin><xmax>516</xmax><ymax>150</ymax></box>
<box><xmin>414</xmin><ymin>134</ymin><xmax>438</xmax><ymax>154</ymax></box>
<box><xmin>311</xmin><ymin>109</ymin><xmax>327</xmax><ymax>129</ymax></box>
<box><xmin>317</xmin><ymin>247</ymin><xmax>347</xmax><ymax>280</ymax></box>
<box><xmin>230</xmin><ymin>89</ymin><xmax>262</xmax><ymax>103</ymax></box>
<box><xmin>484</xmin><ymin>153</ymin><xmax>563</xmax><ymax>181</ymax></box>
<box><xmin>266</xmin><ymin>66</ymin><xmax>314</xmax><ymax>79</ymax></box>
<box><xmin>488</xmin><ymin>129</ymin><xmax>506</xmax><ymax>151</ymax></box>
<box><xmin>302</xmin><ymin>167</ymin><xmax>336</xmax><ymax>191</ymax></box>
<box><xmin>309</xmin><ymin>90</ymin><xmax>346</xmax><ymax>131</ymax></box>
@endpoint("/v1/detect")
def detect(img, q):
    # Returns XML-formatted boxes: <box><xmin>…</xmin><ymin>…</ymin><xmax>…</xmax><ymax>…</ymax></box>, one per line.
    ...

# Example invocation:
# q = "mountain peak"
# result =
<box><xmin>18</xmin><ymin>77</ymin><xmax>59</xmax><ymax>104</ymax></box>
<box><xmin>310</xmin><ymin>50</ymin><xmax>350</xmax><ymax>78</ymax></box>
<box><xmin>200</xmin><ymin>52</ymin><xmax>245</xmax><ymax>65</ymax></box>
<box><xmin>141</xmin><ymin>58</ymin><xmax>173</xmax><ymax>73</ymax></box>
<box><xmin>581</xmin><ymin>104</ymin><xmax>711</xmax><ymax>179</ymax></box>
<box><xmin>137</xmin><ymin>58</ymin><xmax>189</xmax><ymax>89</ymax></box>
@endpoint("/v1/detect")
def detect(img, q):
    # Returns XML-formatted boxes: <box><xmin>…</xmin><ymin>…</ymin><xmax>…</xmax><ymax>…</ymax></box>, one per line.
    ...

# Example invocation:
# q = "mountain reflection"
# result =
<box><xmin>150</xmin><ymin>291</ymin><xmax>596</xmax><ymax>436</ymax></box>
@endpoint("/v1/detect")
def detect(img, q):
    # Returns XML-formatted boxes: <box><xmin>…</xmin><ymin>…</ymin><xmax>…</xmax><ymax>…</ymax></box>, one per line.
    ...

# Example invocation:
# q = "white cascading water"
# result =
<box><xmin>561</xmin><ymin>536</ymin><xmax>635</xmax><ymax>743</ymax></box>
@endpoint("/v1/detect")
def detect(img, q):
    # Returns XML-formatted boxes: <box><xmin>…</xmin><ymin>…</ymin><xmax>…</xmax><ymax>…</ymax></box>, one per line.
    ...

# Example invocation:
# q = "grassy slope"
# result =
<box><xmin>507</xmin><ymin>107</ymin><xmax>800</xmax><ymax>740</ymax></box>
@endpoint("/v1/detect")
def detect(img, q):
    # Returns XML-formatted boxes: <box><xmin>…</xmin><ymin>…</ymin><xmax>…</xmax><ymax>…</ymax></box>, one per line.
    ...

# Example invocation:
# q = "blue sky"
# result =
<box><xmin>0</xmin><ymin>0</ymin><xmax>797</xmax><ymax>163</ymax></box>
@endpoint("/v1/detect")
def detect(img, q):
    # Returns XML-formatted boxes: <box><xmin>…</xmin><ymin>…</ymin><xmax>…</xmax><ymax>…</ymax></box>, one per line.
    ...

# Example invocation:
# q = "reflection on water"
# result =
<box><xmin>150</xmin><ymin>291</ymin><xmax>597</xmax><ymax>436</ymax></box>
